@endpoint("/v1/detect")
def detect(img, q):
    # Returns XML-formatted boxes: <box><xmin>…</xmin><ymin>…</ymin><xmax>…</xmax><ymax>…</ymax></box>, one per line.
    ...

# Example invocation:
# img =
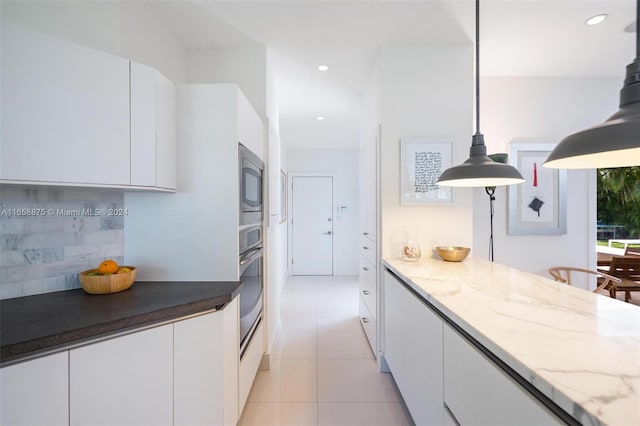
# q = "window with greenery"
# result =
<box><xmin>597</xmin><ymin>167</ymin><xmax>640</xmax><ymax>239</ymax></box>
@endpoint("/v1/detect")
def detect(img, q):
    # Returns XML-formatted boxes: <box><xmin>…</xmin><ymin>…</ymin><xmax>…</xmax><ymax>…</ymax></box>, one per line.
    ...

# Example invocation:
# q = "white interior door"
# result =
<box><xmin>291</xmin><ymin>176</ymin><xmax>333</xmax><ymax>275</ymax></box>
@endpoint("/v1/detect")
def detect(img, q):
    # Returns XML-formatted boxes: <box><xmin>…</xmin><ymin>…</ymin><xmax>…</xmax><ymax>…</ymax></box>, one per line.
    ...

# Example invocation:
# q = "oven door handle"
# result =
<box><xmin>239</xmin><ymin>247</ymin><xmax>265</xmax><ymax>265</ymax></box>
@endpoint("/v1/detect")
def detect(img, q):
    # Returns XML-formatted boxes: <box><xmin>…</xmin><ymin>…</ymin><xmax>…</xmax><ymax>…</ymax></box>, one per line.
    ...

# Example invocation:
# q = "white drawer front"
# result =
<box><xmin>359</xmin><ymin>255</ymin><xmax>376</xmax><ymax>291</ymax></box>
<box><xmin>444</xmin><ymin>325</ymin><xmax>562</xmax><ymax>425</ymax></box>
<box><xmin>358</xmin><ymin>255</ymin><xmax>376</xmax><ymax>319</ymax></box>
<box><xmin>360</xmin><ymin>236</ymin><xmax>377</xmax><ymax>266</ymax></box>
<box><xmin>359</xmin><ymin>296</ymin><xmax>377</xmax><ymax>355</ymax></box>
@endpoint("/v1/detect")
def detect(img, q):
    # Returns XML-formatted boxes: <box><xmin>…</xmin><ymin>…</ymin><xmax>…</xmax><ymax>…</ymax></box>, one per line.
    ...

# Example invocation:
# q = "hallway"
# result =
<box><xmin>239</xmin><ymin>276</ymin><xmax>412</xmax><ymax>425</ymax></box>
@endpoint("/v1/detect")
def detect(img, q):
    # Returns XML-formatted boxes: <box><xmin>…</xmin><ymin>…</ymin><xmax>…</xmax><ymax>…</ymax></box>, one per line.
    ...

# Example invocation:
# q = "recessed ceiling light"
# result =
<box><xmin>316</xmin><ymin>116</ymin><xmax>325</xmax><ymax>121</ymax></box>
<box><xmin>585</xmin><ymin>14</ymin><xmax>608</xmax><ymax>26</ymax></box>
<box><xmin>317</xmin><ymin>65</ymin><xmax>329</xmax><ymax>71</ymax></box>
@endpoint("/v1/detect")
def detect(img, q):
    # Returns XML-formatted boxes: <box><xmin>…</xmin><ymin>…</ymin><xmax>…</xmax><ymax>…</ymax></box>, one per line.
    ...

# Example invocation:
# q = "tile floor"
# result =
<box><xmin>238</xmin><ymin>275</ymin><xmax>413</xmax><ymax>426</ymax></box>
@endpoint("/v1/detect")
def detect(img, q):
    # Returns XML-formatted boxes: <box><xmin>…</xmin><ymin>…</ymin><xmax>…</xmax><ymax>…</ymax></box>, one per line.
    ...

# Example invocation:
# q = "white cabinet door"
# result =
<box><xmin>130</xmin><ymin>61</ymin><xmax>157</xmax><ymax>187</ymax></box>
<box><xmin>70</xmin><ymin>325</ymin><xmax>173</xmax><ymax>426</ymax></box>
<box><xmin>156</xmin><ymin>72</ymin><xmax>176</xmax><ymax>190</ymax></box>
<box><xmin>239</xmin><ymin>321</ymin><xmax>263</xmax><ymax>416</ymax></box>
<box><xmin>403</xmin><ymin>284</ymin><xmax>443</xmax><ymax>425</ymax></box>
<box><xmin>174</xmin><ymin>311</ymin><xmax>224</xmax><ymax>426</ymax></box>
<box><xmin>359</xmin><ymin>128</ymin><xmax>378</xmax><ymax>241</ymax></box>
<box><xmin>383</xmin><ymin>270</ymin><xmax>443</xmax><ymax>425</ymax></box>
<box><xmin>359</xmin><ymin>295</ymin><xmax>377</xmax><ymax>354</ymax></box>
<box><xmin>1</xmin><ymin>22</ymin><xmax>130</xmax><ymax>185</ymax></box>
<box><xmin>0</xmin><ymin>352</ymin><xmax>69</xmax><ymax>426</ymax></box>
<box><xmin>174</xmin><ymin>298</ymin><xmax>239</xmax><ymax>426</ymax></box>
<box><xmin>383</xmin><ymin>270</ymin><xmax>404</xmax><ymax>379</ymax></box>
<box><xmin>443</xmin><ymin>325</ymin><xmax>562</xmax><ymax>426</ymax></box>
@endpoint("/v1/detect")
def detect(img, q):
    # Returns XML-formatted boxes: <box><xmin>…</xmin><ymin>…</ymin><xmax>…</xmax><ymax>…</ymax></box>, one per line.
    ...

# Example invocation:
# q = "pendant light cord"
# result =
<box><xmin>475</xmin><ymin>0</ymin><xmax>480</xmax><ymax>135</ymax></box>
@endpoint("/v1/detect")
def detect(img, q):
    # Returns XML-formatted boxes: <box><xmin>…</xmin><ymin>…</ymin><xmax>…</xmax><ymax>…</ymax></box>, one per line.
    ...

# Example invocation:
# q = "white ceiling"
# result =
<box><xmin>153</xmin><ymin>1</ymin><xmax>637</xmax><ymax>149</ymax></box>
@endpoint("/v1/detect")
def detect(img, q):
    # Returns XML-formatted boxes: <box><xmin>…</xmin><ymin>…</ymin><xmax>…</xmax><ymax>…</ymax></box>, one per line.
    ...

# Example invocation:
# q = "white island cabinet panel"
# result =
<box><xmin>443</xmin><ymin>325</ymin><xmax>562</xmax><ymax>426</ymax></box>
<box><xmin>383</xmin><ymin>270</ymin><xmax>443</xmax><ymax>425</ymax></box>
<box><xmin>1</xmin><ymin>22</ymin><xmax>130</xmax><ymax>185</ymax></box>
<box><xmin>0</xmin><ymin>352</ymin><xmax>69</xmax><ymax>426</ymax></box>
<box><xmin>70</xmin><ymin>324</ymin><xmax>173</xmax><ymax>426</ymax></box>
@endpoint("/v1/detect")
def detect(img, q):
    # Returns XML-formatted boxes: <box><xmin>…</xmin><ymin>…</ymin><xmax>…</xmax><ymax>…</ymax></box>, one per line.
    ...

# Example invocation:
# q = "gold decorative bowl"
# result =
<box><xmin>435</xmin><ymin>246</ymin><xmax>470</xmax><ymax>262</ymax></box>
<box><xmin>79</xmin><ymin>267</ymin><xmax>137</xmax><ymax>294</ymax></box>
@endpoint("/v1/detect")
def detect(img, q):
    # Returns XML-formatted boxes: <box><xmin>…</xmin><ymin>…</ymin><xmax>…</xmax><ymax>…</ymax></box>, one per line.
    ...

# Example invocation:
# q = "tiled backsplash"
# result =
<box><xmin>1</xmin><ymin>186</ymin><xmax>125</xmax><ymax>299</ymax></box>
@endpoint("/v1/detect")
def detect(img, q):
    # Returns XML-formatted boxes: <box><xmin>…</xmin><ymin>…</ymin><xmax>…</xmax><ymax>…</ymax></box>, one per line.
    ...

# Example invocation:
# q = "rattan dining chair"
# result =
<box><xmin>548</xmin><ymin>267</ymin><xmax>622</xmax><ymax>296</ymax></box>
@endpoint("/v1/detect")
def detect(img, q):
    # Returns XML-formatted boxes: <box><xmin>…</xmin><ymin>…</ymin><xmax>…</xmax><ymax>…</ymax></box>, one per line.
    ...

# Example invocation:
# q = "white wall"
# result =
<box><xmin>377</xmin><ymin>44</ymin><xmax>474</xmax><ymax>259</ymax></box>
<box><xmin>263</xmin><ymin>52</ymin><xmax>284</xmax><ymax>364</ymax></box>
<box><xmin>1</xmin><ymin>0</ymin><xmax>187</xmax><ymax>83</ymax></box>
<box><xmin>473</xmin><ymin>76</ymin><xmax>622</xmax><ymax>284</ymax></box>
<box><xmin>286</xmin><ymin>148</ymin><xmax>360</xmax><ymax>276</ymax></box>
<box><xmin>187</xmin><ymin>46</ymin><xmax>267</xmax><ymax>120</ymax></box>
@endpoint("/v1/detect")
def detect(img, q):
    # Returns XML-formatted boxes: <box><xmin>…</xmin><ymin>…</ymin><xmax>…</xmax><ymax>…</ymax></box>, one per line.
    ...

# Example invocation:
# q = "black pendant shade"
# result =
<box><xmin>436</xmin><ymin>0</ymin><xmax>524</xmax><ymax>188</ymax></box>
<box><xmin>544</xmin><ymin>1</ymin><xmax>640</xmax><ymax>169</ymax></box>
<box><xmin>437</xmin><ymin>134</ymin><xmax>525</xmax><ymax>187</ymax></box>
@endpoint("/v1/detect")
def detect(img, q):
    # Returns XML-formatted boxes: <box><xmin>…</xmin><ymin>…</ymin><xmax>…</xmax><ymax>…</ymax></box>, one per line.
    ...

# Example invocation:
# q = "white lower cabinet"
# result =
<box><xmin>2</xmin><ymin>299</ymin><xmax>245</xmax><ymax>426</ymax></box>
<box><xmin>239</xmin><ymin>321</ymin><xmax>264</xmax><ymax>413</ymax></box>
<box><xmin>443</xmin><ymin>405</ymin><xmax>459</xmax><ymax>426</ymax></box>
<box><xmin>174</xmin><ymin>298</ymin><xmax>239</xmax><ymax>426</ymax></box>
<box><xmin>359</xmin><ymin>296</ymin><xmax>377</xmax><ymax>353</ymax></box>
<box><xmin>0</xmin><ymin>352</ymin><xmax>69</xmax><ymax>426</ymax></box>
<box><xmin>383</xmin><ymin>270</ymin><xmax>443</xmax><ymax>425</ymax></box>
<box><xmin>70</xmin><ymin>324</ymin><xmax>174</xmax><ymax>426</ymax></box>
<box><xmin>443</xmin><ymin>325</ymin><xmax>562</xmax><ymax>426</ymax></box>
<box><xmin>384</xmin><ymin>269</ymin><xmax>564</xmax><ymax>426</ymax></box>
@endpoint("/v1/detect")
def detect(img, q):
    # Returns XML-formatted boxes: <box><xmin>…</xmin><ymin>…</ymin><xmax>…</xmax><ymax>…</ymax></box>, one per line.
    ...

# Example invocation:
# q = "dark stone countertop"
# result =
<box><xmin>0</xmin><ymin>281</ymin><xmax>242</xmax><ymax>366</ymax></box>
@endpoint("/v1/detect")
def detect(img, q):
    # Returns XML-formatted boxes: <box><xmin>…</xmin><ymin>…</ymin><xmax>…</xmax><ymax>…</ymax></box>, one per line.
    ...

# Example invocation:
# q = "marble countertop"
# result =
<box><xmin>383</xmin><ymin>256</ymin><xmax>640</xmax><ymax>426</ymax></box>
<box><xmin>0</xmin><ymin>281</ymin><xmax>242</xmax><ymax>366</ymax></box>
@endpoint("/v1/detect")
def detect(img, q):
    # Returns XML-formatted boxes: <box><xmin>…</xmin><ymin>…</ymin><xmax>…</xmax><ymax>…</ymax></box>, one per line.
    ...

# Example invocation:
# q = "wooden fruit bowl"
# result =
<box><xmin>79</xmin><ymin>267</ymin><xmax>137</xmax><ymax>295</ymax></box>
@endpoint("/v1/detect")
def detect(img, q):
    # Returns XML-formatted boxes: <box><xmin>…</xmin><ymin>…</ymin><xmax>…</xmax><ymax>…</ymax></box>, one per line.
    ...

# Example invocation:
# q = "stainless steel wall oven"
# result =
<box><xmin>239</xmin><ymin>143</ymin><xmax>264</xmax><ymax>226</ymax></box>
<box><xmin>238</xmin><ymin>143</ymin><xmax>264</xmax><ymax>359</ymax></box>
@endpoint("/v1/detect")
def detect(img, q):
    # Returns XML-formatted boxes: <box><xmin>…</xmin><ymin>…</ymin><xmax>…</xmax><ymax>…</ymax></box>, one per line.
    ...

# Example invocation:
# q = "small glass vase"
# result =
<box><xmin>402</xmin><ymin>226</ymin><xmax>421</xmax><ymax>262</ymax></box>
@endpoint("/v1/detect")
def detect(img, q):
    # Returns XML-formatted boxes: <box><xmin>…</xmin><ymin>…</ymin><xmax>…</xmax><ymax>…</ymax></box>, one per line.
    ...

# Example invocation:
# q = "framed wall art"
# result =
<box><xmin>507</xmin><ymin>143</ymin><xmax>567</xmax><ymax>235</ymax></box>
<box><xmin>279</xmin><ymin>169</ymin><xmax>287</xmax><ymax>224</ymax></box>
<box><xmin>400</xmin><ymin>138</ymin><xmax>453</xmax><ymax>205</ymax></box>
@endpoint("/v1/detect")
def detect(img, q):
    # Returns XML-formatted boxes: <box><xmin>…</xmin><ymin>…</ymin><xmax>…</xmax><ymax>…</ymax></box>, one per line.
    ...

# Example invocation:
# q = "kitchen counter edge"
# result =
<box><xmin>0</xmin><ymin>281</ymin><xmax>242</xmax><ymax>366</ymax></box>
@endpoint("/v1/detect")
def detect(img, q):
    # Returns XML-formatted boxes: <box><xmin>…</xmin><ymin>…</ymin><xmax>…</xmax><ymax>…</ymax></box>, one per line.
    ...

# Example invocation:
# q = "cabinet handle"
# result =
<box><xmin>362</xmin><ymin>266</ymin><xmax>370</xmax><ymax>271</ymax></box>
<box><xmin>362</xmin><ymin>290</ymin><xmax>370</xmax><ymax>295</ymax></box>
<box><xmin>363</xmin><ymin>232</ymin><xmax>369</xmax><ymax>236</ymax></box>
<box><xmin>362</xmin><ymin>317</ymin><xmax>369</xmax><ymax>323</ymax></box>
<box><xmin>362</xmin><ymin>246</ymin><xmax>369</xmax><ymax>250</ymax></box>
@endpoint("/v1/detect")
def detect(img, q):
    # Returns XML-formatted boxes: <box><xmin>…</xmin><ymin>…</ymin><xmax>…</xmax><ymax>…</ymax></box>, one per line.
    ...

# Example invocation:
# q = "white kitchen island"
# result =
<box><xmin>382</xmin><ymin>256</ymin><xmax>640</xmax><ymax>426</ymax></box>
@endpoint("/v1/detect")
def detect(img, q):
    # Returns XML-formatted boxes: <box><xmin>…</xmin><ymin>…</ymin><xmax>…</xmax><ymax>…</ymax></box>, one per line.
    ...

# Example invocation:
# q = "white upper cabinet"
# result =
<box><xmin>156</xmin><ymin>72</ymin><xmax>177</xmax><ymax>190</ymax></box>
<box><xmin>1</xmin><ymin>22</ymin><xmax>130</xmax><ymax>185</ymax></box>
<box><xmin>130</xmin><ymin>61</ymin><xmax>157</xmax><ymax>187</ymax></box>
<box><xmin>130</xmin><ymin>62</ymin><xmax>177</xmax><ymax>190</ymax></box>
<box><xmin>1</xmin><ymin>23</ymin><xmax>175</xmax><ymax>191</ymax></box>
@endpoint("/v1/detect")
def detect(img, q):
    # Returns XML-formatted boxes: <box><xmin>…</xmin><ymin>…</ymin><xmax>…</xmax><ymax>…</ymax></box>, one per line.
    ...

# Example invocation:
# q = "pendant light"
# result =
<box><xmin>436</xmin><ymin>0</ymin><xmax>524</xmax><ymax>262</ymax></box>
<box><xmin>544</xmin><ymin>0</ymin><xmax>640</xmax><ymax>169</ymax></box>
<box><xmin>436</xmin><ymin>0</ymin><xmax>525</xmax><ymax>188</ymax></box>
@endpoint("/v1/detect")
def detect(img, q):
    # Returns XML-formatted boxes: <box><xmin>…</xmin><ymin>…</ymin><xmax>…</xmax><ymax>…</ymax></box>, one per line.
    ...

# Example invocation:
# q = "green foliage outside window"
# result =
<box><xmin>597</xmin><ymin>167</ymin><xmax>640</xmax><ymax>237</ymax></box>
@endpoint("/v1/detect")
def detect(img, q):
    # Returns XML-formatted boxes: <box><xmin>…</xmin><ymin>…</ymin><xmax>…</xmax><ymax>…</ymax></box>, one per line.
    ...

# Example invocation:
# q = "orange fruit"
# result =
<box><xmin>98</xmin><ymin>259</ymin><xmax>119</xmax><ymax>275</ymax></box>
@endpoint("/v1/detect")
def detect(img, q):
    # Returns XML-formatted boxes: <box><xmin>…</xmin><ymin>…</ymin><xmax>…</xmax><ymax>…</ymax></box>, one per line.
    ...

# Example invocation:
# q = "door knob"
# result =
<box><xmin>323</xmin><ymin>231</ymin><xmax>332</xmax><ymax>235</ymax></box>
